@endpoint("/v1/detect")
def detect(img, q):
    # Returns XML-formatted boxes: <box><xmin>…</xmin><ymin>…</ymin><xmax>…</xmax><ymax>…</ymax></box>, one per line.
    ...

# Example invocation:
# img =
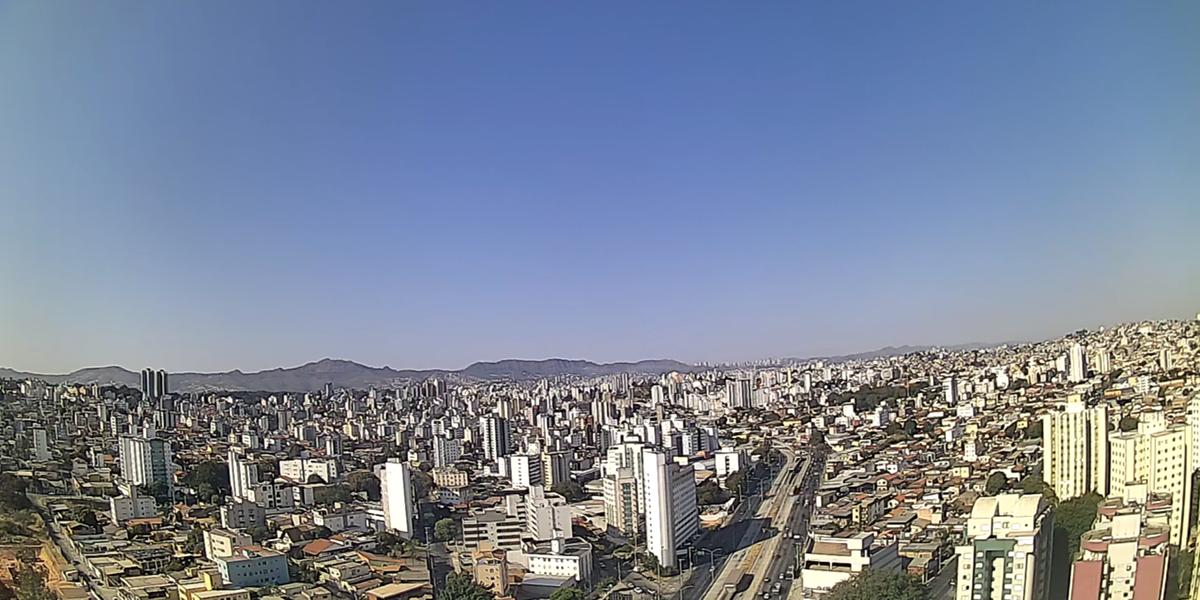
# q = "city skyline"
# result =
<box><xmin>0</xmin><ymin>312</ymin><xmax>1195</xmax><ymax>378</ymax></box>
<box><xmin>3</xmin><ymin>2</ymin><xmax>1199</xmax><ymax>373</ymax></box>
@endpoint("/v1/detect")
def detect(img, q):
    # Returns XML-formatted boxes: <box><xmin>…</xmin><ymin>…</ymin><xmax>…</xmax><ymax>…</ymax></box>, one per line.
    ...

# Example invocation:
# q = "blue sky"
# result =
<box><xmin>1</xmin><ymin>2</ymin><xmax>1198</xmax><ymax>373</ymax></box>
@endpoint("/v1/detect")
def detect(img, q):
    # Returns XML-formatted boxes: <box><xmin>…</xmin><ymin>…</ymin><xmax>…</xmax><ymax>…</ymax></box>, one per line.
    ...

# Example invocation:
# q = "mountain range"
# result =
<box><xmin>0</xmin><ymin>341</ymin><xmax>1017</xmax><ymax>393</ymax></box>
<box><xmin>0</xmin><ymin>358</ymin><xmax>700</xmax><ymax>393</ymax></box>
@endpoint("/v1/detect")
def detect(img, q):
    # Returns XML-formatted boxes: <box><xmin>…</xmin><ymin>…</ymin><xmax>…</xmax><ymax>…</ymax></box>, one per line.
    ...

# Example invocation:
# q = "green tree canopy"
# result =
<box><xmin>181</xmin><ymin>461</ymin><xmax>231</xmax><ymax>502</ymax></box>
<box><xmin>985</xmin><ymin>472</ymin><xmax>1008</xmax><ymax>496</ymax></box>
<box><xmin>552</xmin><ymin>481</ymin><xmax>587</xmax><ymax>502</ymax></box>
<box><xmin>549</xmin><ymin>587</ymin><xmax>585</xmax><ymax>600</ymax></box>
<box><xmin>438</xmin><ymin>572</ymin><xmax>495</xmax><ymax>600</ymax></box>
<box><xmin>347</xmin><ymin>471</ymin><xmax>382</xmax><ymax>501</ymax></box>
<box><xmin>411</xmin><ymin>469</ymin><xmax>434</xmax><ymax>500</ymax></box>
<box><xmin>1018</xmin><ymin>477</ymin><xmax>1058</xmax><ymax>506</ymax></box>
<box><xmin>826</xmin><ymin>569</ymin><xmax>929</xmax><ymax>600</ymax></box>
<box><xmin>1119</xmin><ymin>416</ymin><xmax>1139</xmax><ymax>432</ymax></box>
<box><xmin>434</xmin><ymin>517</ymin><xmax>460</xmax><ymax>542</ymax></box>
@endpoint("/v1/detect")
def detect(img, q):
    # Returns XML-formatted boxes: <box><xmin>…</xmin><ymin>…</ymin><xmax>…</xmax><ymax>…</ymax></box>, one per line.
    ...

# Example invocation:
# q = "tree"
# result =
<box><xmin>985</xmin><ymin>472</ymin><xmax>1008</xmax><ymax>496</ymax></box>
<box><xmin>411</xmin><ymin>469</ymin><xmax>434</xmax><ymax>500</ymax></box>
<box><xmin>725</xmin><ymin>471</ymin><xmax>747</xmax><ymax>495</ymax></box>
<box><xmin>696</xmin><ymin>481</ymin><xmax>730</xmax><ymax>505</ymax></box>
<box><xmin>247</xmin><ymin>525</ymin><xmax>272</xmax><ymax>543</ymax></box>
<box><xmin>434</xmin><ymin>517</ymin><xmax>460</xmax><ymax>542</ymax></box>
<box><xmin>347</xmin><ymin>471</ymin><xmax>382</xmax><ymax>501</ymax></box>
<box><xmin>181</xmin><ymin>461</ymin><xmax>231</xmax><ymax>502</ymax></box>
<box><xmin>1049</xmin><ymin>492</ymin><xmax>1102</xmax><ymax>598</ymax></box>
<box><xmin>640</xmin><ymin>551</ymin><xmax>662</xmax><ymax>574</ymax></box>
<box><xmin>550</xmin><ymin>587</ymin><xmax>586</xmax><ymax>600</ymax></box>
<box><xmin>1119</xmin><ymin>416</ymin><xmax>1139</xmax><ymax>432</ymax></box>
<box><xmin>1018</xmin><ymin>477</ymin><xmax>1058</xmax><ymax>506</ymax></box>
<box><xmin>438</xmin><ymin>572</ymin><xmax>494</xmax><ymax>600</ymax></box>
<box><xmin>1024</xmin><ymin>420</ymin><xmax>1043</xmax><ymax>440</ymax></box>
<box><xmin>826</xmin><ymin>569</ymin><xmax>929</xmax><ymax>600</ymax></box>
<box><xmin>552</xmin><ymin>481</ymin><xmax>587</xmax><ymax>502</ymax></box>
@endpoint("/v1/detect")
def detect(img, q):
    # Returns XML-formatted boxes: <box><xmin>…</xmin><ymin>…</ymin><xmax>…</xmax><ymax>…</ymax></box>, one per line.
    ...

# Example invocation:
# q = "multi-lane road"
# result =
<box><xmin>698</xmin><ymin>444</ymin><xmax>826</xmax><ymax>600</ymax></box>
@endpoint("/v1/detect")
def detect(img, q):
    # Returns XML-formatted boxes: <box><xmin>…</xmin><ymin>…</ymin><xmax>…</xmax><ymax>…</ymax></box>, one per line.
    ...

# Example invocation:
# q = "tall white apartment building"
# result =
<box><xmin>642</xmin><ymin>448</ymin><xmax>699</xmax><ymax>569</ymax></box>
<box><xmin>509</xmin><ymin>453</ymin><xmax>544</xmax><ymax>490</ymax></box>
<box><xmin>481</xmin><ymin>415</ymin><xmax>512</xmax><ymax>462</ymax></box>
<box><xmin>955</xmin><ymin>494</ymin><xmax>1054</xmax><ymax>600</ymax></box>
<box><xmin>379</xmin><ymin>459</ymin><xmax>414</xmax><ymax>538</ymax></box>
<box><xmin>31</xmin><ymin>426</ymin><xmax>50</xmax><ymax>462</ymax></box>
<box><xmin>1108</xmin><ymin>411</ymin><xmax>1192</xmax><ymax>546</ymax></box>
<box><xmin>1042</xmin><ymin>395</ymin><xmax>1109</xmax><ymax>501</ymax></box>
<box><xmin>228</xmin><ymin>447</ymin><xmax>259</xmax><ymax>500</ymax></box>
<box><xmin>119</xmin><ymin>432</ymin><xmax>173</xmax><ymax>497</ymax></box>
<box><xmin>725</xmin><ymin>379</ymin><xmax>752</xmax><ymax>410</ymax></box>
<box><xmin>1069</xmin><ymin>342</ymin><xmax>1089</xmax><ymax>383</ymax></box>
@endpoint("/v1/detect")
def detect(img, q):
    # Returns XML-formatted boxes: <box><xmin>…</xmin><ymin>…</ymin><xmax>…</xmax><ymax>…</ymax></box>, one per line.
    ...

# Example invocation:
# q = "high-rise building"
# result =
<box><xmin>119</xmin><ymin>432</ymin><xmax>174</xmax><ymax>497</ymax></box>
<box><xmin>943</xmin><ymin>375</ymin><xmax>959</xmax><ymax>405</ymax></box>
<box><xmin>603</xmin><ymin>467</ymin><xmax>641</xmax><ymax>539</ymax></box>
<box><xmin>1068</xmin><ymin>343</ymin><xmax>1088</xmax><ymax>383</ymax></box>
<box><xmin>1068</xmin><ymin>483</ymin><xmax>1170</xmax><ymax>600</ymax></box>
<box><xmin>432</xmin><ymin>434</ymin><xmax>462</xmax><ymax>468</ymax></box>
<box><xmin>955</xmin><ymin>494</ymin><xmax>1054</xmax><ymax>600</ymax></box>
<box><xmin>31</xmin><ymin>426</ymin><xmax>50</xmax><ymax>462</ymax></box>
<box><xmin>228</xmin><ymin>447</ymin><xmax>259</xmax><ymax>501</ymax></box>
<box><xmin>542</xmin><ymin>450</ymin><xmax>571</xmax><ymax>489</ymax></box>
<box><xmin>1108</xmin><ymin>412</ymin><xmax>1192</xmax><ymax>547</ymax></box>
<box><xmin>525</xmin><ymin>485</ymin><xmax>572</xmax><ymax>541</ymax></box>
<box><xmin>642</xmin><ymin>447</ymin><xmax>699</xmax><ymax>569</ymax></box>
<box><xmin>481</xmin><ymin>415</ymin><xmax>512</xmax><ymax>462</ymax></box>
<box><xmin>140</xmin><ymin>368</ymin><xmax>169</xmax><ymax>401</ymax></box>
<box><xmin>380</xmin><ymin>458</ymin><xmax>414</xmax><ymax>537</ymax></box>
<box><xmin>1042</xmin><ymin>395</ymin><xmax>1109</xmax><ymax>501</ymax></box>
<box><xmin>725</xmin><ymin>379</ymin><xmax>752</xmax><ymax>410</ymax></box>
<box><xmin>509</xmin><ymin>453</ymin><xmax>544</xmax><ymax>490</ymax></box>
<box><xmin>1093</xmin><ymin>347</ymin><xmax>1113</xmax><ymax>375</ymax></box>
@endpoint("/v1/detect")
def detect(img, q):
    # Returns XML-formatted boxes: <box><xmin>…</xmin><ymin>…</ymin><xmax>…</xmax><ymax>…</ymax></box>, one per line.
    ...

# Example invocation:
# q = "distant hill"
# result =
<box><xmin>0</xmin><ymin>357</ymin><xmax>700</xmax><ymax>392</ymax></box>
<box><xmin>810</xmin><ymin>341</ymin><xmax>1020</xmax><ymax>363</ymax></box>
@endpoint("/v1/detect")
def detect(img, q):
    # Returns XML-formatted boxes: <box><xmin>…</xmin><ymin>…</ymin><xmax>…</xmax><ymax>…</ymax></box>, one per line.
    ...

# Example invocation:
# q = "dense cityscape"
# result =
<box><xmin>0</xmin><ymin>316</ymin><xmax>1196</xmax><ymax>600</ymax></box>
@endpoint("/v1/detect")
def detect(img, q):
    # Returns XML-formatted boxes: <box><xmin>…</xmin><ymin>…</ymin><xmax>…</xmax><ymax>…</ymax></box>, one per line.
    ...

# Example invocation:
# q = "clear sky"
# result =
<box><xmin>2</xmin><ymin>2</ymin><xmax>1198</xmax><ymax>373</ymax></box>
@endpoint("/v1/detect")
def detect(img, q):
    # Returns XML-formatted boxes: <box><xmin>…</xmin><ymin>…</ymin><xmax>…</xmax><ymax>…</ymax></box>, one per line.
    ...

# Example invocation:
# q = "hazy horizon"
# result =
<box><xmin>3</xmin><ymin>2</ymin><xmax>1198</xmax><ymax>373</ymax></box>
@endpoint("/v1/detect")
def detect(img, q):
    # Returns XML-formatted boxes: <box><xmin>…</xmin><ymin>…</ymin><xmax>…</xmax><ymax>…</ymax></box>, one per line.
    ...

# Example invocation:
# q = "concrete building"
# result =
<box><xmin>279</xmin><ymin>457</ymin><xmax>339</xmax><ymax>484</ymax></box>
<box><xmin>481</xmin><ymin>415</ymin><xmax>512</xmax><ymax>462</ymax></box>
<box><xmin>1042</xmin><ymin>395</ymin><xmax>1109</xmax><ymax>501</ymax></box>
<box><xmin>1108</xmin><ymin>412</ymin><xmax>1192</xmax><ymax>547</ymax></box>
<box><xmin>801</xmin><ymin>532</ymin><xmax>902</xmax><ymax>595</ymax></box>
<box><xmin>220</xmin><ymin>499</ymin><xmax>266</xmax><ymax>530</ymax></box>
<box><xmin>432</xmin><ymin>434</ymin><xmax>462</xmax><ymax>468</ymax></box>
<box><xmin>380</xmin><ymin>458</ymin><xmax>415</xmax><ymax>537</ymax></box>
<box><xmin>642</xmin><ymin>447</ymin><xmax>699</xmax><ymax>569</ymax></box>
<box><xmin>526</xmin><ymin>537</ymin><xmax>593</xmax><ymax>585</ymax></box>
<box><xmin>526</xmin><ymin>485</ymin><xmax>572</xmax><ymax>541</ymax></box>
<box><xmin>227</xmin><ymin>447</ymin><xmax>259</xmax><ymax>500</ymax></box>
<box><xmin>1069</xmin><ymin>342</ymin><xmax>1089</xmax><ymax>383</ymax></box>
<box><xmin>214</xmin><ymin>546</ymin><xmax>289</xmax><ymax>588</ymax></box>
<box><xmin>110</xmin><ymin>489</ymin><xmax>157</xmax><ymax>524</ymax></box>
<box><xmin>542</xmin><ymin>450</ymin><xmax>572</xmax><ymax>489</ymax></box>
<box><xmin>31</xmin><ymin>426</ymin><xmax>50</xmax><ymax>461</ymax></box>
<box><xmin>955</xmin><ymin>494</ymin><xmax>1054</xmax><ymax>600</ymax></box>
<box><xmin>714</xmin><ymin>447</ymin><xmax>746</xmax><ymax>483</ymax></box>
<box><xmin>462</xmin><ymin>506</ymin><xmax>525</xmax><ymax>552</ymax></box>
<box><xmin>204</xmin><ymin>528</ymin><xmax>253</xmax><ymax>560</ymax></box>
<box><xmin>509</xmin><ymin>453</ymin><xmax>544</xmax><ymax>490</ymax></box>
<box><xmin>725</xmin><ymin>379</ymin><xmax>752</xmax><ymax>410</ymax></box>
<box><xmin>602</xmin><ymin>467</ymin><xmax>641</xmax><ymax>539</ymax></box>
<box><xmin>1069</xmin><ymin>484</ymin><xmax>1170</xmax><ymax>600</ymax></box>
<box><xmin>119</xmin><ymin>432</ymin><xmax>173</xmax><ymax>497</ymax></box>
